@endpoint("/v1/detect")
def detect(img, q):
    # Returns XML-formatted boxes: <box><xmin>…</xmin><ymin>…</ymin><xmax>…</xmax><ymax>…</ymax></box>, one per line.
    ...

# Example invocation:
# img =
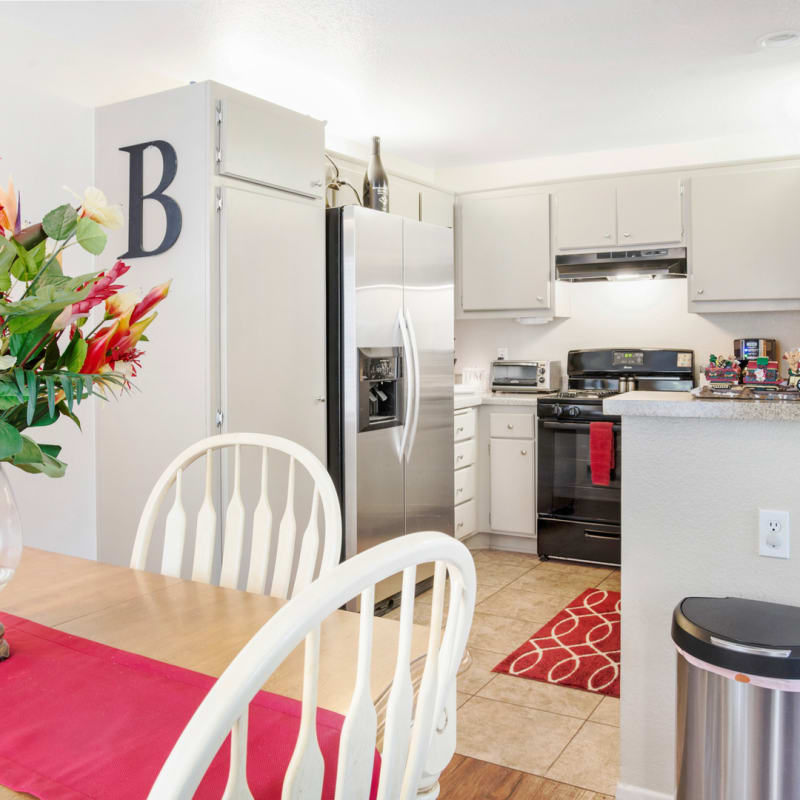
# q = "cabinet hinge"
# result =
<box><xmin>215</xmin><ymin>101</ymin><xmax>223</xmax><ymax>125</ymax></box>
<box><xmin>215</xmin><ymin>409</ymin><xmax>224</xmax><ymax>428</ymax></box>
<box><xmin>489</xmin><ymin>512</ymin><xmax>492</xmax><ymax>526</ymax></box>
<box><xmin>215</xmin><ymin>148</ymin><xmax>223</xmax><ymax>164</ymax></box>
<box><xmin>215</xmin><ymin>189</ymin><xmax>223</xmax><ymax>212</ymax></box>
<box><xmin>488</xmin><ymin>440</ymin><xmax>491</xmax><ymax>453</ymax></box>
<box><xmin>680</xmin><ymin>183</ymin><xmax>685</xmax><ymax>196</ymax></box>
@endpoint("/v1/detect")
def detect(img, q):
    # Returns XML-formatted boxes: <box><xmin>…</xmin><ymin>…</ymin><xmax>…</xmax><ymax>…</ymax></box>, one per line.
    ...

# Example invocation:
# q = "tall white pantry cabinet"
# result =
<box><xmin>94</xmin><ymin>81</ymin><xmax>327</xmax><ymax>568</ymax></box>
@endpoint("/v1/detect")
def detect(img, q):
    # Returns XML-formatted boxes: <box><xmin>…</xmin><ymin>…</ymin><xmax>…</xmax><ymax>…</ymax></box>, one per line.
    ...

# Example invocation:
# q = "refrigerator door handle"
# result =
<box><xmin>397</xmin><ymin>308</ymin><xmax>414</xmax><ymax>462</ymax></box>
<box><xmin>404</xmin><ymin>307</ymin><xmax>422</xmax><ymax>461</ymax></box>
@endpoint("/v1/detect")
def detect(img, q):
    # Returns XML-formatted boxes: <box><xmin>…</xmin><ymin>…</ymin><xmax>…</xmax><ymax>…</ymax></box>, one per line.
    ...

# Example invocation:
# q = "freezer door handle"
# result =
<box><xmin>404</xmin><ymin>307</ymin><xmax>422</xmax><ymax>460</ymax></box>
<box><xmin>397</xmin><ymin>308</ymin><xmax>414</xmax><ymax>462</ymax></box>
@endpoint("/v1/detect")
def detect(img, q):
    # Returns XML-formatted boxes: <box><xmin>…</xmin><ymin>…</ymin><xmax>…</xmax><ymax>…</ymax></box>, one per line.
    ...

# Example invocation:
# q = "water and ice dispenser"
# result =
<box><xmin>358</xmin><ymin>348</ymin><xmax>404</xmax><ymax>432</ymax></box>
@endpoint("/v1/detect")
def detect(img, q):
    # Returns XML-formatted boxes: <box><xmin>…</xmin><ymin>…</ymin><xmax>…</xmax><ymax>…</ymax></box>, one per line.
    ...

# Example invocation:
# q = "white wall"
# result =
<box><xmin>437</xmin><ymin>127</ymin><xmax>800</xmax><ymax>194</ymax></box>
<box><xmin>0</xmin><ymin>89</ymin><xmax>96</xmax><ymax>558</ymax></box>
<box><xmin>455</xmin><ymin>280</ymin><xmax>800</xmax><ymax>385</ymax></box>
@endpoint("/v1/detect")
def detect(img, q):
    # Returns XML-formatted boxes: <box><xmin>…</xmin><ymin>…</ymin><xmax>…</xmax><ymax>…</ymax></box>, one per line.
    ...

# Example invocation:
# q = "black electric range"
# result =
<box><xmin>536</xmin><ymin>348</ymin><xmax>694</xmax><ymax>566</ymax></box>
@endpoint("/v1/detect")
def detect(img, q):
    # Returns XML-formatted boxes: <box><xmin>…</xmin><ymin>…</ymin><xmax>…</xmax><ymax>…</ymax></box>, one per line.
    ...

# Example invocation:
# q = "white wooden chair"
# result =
<box><xmin>131</xmin><ymin>433</ymin><xmax>342</xmax><ymax>597</ymax></box>
<box><xmin>148</xmin><ymin>530</ymin><xmax>476</xmax><ymax>800</ymax></box>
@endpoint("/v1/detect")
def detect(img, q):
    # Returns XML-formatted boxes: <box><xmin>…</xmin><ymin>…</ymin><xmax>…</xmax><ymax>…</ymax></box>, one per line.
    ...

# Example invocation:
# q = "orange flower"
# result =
<box><xmin>0</xmin><ymin>178</ymin><xmax>20</xmax><ymax>235</ymax></box>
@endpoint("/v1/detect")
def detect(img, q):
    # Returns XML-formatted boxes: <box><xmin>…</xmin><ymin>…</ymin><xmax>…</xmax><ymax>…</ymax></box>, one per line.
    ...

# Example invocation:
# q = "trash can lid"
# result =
<box><xmin>672</xmin><ymin>596</ymin><xmax>800</xmax><ymax>679</ymax></box>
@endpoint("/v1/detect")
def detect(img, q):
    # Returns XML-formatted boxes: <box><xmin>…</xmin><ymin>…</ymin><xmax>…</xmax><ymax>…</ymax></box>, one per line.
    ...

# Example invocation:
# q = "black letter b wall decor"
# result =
<box><xmin>120</xmin><ymin>140</ymin><xmax>182</xmax><ymax>258</ymax></box>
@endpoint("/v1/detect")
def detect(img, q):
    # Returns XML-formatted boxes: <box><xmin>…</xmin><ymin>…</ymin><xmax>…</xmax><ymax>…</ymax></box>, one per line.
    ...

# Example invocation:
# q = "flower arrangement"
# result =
<box><xmin>0</xmin><ymin>178</ymin><xmax>169</xmax><ymax>477</ymax></box>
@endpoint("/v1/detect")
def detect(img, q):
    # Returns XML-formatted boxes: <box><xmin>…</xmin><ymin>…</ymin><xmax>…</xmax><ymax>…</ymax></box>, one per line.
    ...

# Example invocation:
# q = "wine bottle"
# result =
<box><xmin>363</xmin><ymin>136</ymin><xmax>390</xmax><ymax>213</ymax></box>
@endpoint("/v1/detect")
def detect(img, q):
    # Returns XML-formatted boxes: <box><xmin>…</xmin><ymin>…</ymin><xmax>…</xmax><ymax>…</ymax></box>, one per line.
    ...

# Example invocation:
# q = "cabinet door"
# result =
<box><xmin>420</xmin><ymin>186</ymin><xmax>454</xmax><ymax>227</ymax></box>
<box><xmin>460</xmin><ymin>193</ymin><xmax>550</xmax><ymax>311</ymax></box>
<box><xmin>221</xmin><ymin>186</ymin><xmax>326</xmax><ymax>459</ymax></box>
<box><xmin>490</xmin><ymin>438</ymin><xmax>535</xmax><ymax>534</ymax></box>
<box><xmin>690</xmin><ymin>168</ymin><xmax>800</xmax><ymax>301</ymax></box>
<box><xmin>617</xmin><ymin>175</ymin><xmax>683</xmax><ymax>246</ymax></box>
<box><xmin>217</xmin><ymin>97</ymin><xmax>325</xmax><ymax>199</ymax></box>
<box><xmin>555</xmin><ymin>184</ymin><xmax>616</xmax><ymax>249</ymax></box>
<box><xmin>390</xmin><ymin>176</ymin><xmax>421</xmax><ymax>220</ymax></box>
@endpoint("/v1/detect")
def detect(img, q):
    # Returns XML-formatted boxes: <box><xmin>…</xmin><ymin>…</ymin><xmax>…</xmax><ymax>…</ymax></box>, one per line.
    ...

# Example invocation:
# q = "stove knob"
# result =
<box><xmin>553</xmin><ymin>405</ymin><xmax>564</xmax><ymax>417</ymax></box>
<box><xmin>567</xmin><ymin>406</ymin><xmax>581</xmax><ymax>418</ymax></box>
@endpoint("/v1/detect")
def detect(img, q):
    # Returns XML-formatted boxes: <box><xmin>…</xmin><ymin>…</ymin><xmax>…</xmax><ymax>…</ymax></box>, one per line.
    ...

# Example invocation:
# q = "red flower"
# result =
<box><xmin>72</xmin><ymin>261</ymin><xmax>130</xmax><ymax>318</ymax></box>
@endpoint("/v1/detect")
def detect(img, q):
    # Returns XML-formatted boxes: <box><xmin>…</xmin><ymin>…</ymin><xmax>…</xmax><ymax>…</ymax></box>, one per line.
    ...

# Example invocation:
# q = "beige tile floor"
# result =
<box><xmin>398</xmin><ymin>548</ymin><xmax>621</xmax><ymax>797</ymax></box>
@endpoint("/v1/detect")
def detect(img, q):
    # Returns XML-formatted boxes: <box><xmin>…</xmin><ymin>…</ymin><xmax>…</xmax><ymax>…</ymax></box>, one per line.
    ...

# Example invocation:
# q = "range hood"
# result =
<box><xmin>556</xmin><ymin>247</ymin><xmax>687</xmax><ymax>282</ymax></box>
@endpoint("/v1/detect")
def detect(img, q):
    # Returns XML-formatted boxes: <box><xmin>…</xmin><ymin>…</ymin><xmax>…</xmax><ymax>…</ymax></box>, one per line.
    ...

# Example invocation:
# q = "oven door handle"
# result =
<box><xmin>584</xmin><ymin>529</ymin><xmax>621</xmax><ymax>541</ymax></box>
<box><xmin>540</xmin><ymin>421</ymin><xmax>622</xmax><ymax>432</ymax></box>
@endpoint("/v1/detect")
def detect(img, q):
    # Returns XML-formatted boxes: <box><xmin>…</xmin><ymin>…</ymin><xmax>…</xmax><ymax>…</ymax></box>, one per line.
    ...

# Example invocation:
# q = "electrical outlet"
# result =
<box><xmin>759</xmin><ymin>510</ymin><xmax>790</xmax><ymax>559</ymax></box>
<box><xmin>496</xmin><ymin>347</ymin><xmax>509</xmax><ymax>361</ymax></box>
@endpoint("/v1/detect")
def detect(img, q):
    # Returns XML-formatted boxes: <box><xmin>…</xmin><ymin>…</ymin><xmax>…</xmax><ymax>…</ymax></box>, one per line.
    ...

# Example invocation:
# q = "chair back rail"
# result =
<box><xmin>131</xmin><ymin>433</ymin><xmax>341</xmax><ymax>599</ymax></box>
<box><xmin>148</xmin><ymin>531</ymin><xmax>476</xmax><ymax>800</ymax></box>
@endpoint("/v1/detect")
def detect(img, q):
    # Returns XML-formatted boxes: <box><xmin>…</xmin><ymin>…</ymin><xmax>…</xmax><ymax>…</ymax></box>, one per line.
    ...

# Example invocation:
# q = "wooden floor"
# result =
<box><xmin>439</xmin><ymin>754</ymin><xmax>614</xmax><ymax>799</ymax></box>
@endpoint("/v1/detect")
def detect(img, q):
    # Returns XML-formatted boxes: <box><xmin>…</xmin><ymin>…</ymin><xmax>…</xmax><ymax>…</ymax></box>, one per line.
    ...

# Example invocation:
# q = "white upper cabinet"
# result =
<box><xmin>390</xmin><ymin>175</ymin><xmax>422</xmax><ymax>220</ymax></box>
<box><xmin>460</xmin><ymin>192</ymin><xmax>551</xmax><ymax>312</ymax></box>
<box><xmin>420</xmin><ymin>186</ymin><xmax>454</xmax><ymax>228</ymax></box>
<box><xmin>689</xmin><ymin>166</ymin><xmax>800</xmax><ymax>304</ymax></box>
<box><xmin>217</xmin><ymin>95</ymin><xmax>325</xmax><ymax>199</ymax></box>
<box><xmin>617</xmin><ymin>175</ymin><xmax>683</xmax><ymax>246</ymax></box>
<box><xmin>556</xmin><ymin>176</ymin><xmax>683</xmax><ymax>250</ymax></box>
<box><xmin>555</xmin><ymin>183</ymin><xmax>616</xmax><ymax>249</ymax></box>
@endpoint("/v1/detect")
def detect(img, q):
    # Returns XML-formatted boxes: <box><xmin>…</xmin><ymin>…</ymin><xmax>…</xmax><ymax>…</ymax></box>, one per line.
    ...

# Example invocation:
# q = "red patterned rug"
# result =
<box><xmin>493</xmin><ymin>588</ymin><xmax>621</xmax><ymax>697</ymax></box>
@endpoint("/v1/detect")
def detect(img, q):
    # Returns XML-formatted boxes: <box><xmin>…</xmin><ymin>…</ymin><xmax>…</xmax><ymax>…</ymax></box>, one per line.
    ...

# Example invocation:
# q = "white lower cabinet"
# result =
<box><xmin>489</xmin><ymin>435</ymin><xmax>535</xmax><ymax>536</ymax></box>
<box><xmin>454</xmin><ymin>408</ymin><xmax>478</xmax><ymax>540</ymax></box>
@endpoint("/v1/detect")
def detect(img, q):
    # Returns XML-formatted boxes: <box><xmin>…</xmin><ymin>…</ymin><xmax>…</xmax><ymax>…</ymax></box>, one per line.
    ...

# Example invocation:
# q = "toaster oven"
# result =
<box><xmin>490</xmin><ymin>360</ymin><xmax>561</xmax><ymax>393</ymax></box>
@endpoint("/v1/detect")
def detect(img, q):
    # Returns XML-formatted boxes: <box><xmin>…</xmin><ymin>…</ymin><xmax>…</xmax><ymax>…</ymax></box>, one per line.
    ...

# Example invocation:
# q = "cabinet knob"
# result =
<box><xmin>311</xmin><ymin>179</ymin><xmax>324</xmax><ymax>188</ymax></box>
<box><xmin>520</xmin><ymin>449</ymin><xmax>528</xmax><ymax>456</ymax></box>
<box><xmin>456</xmin><ymin>426</ymin><xmax>464</xmax><ymax>433</ymax></box>
<box><xmin>316</xmin><ymin>396</ymin><xmax>326</xmax><ymax>402</ymax></box>
<box><xmin>697</xmin><ymin>288</ymin><xmax>704</xmax><ymax>295</ymax></box>
<box><xmin>507</xmin><ymin>423</ymin><xmax>514</xmax><ymax>429</ymax></box>
<box><xmin>457</xmin><ymin>454</ymin><xmax>464</xmax><ymax>461</ymax></box>
<box><xmin>457</xmin><ymin>522</ymin><xmax>464</xmax><ymax>529</ymax></box>
<box><xmin>536</xmin><ymin>296</ymin><xmax>543</xmax><ymax>302</ymax></box>
<box><xmin>623</xmin><ymin>232</ymin><xmax>631</xmax><ymax>238</ymax></box>
<box><xmin>604</xmin><ymin>233</ymin><xmax>611</xmax><ymax>239</ymax></box>
<box><xmin>457</xmin><ymin>487</ymin><xmax>464</xmax><ymax>494</ymax></box>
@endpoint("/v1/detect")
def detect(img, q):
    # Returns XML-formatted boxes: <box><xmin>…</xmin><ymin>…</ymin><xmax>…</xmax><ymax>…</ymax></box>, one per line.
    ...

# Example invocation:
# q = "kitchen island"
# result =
<box><xmin>603</xmin><ymin>391</ymin><xmax>800</xmax><ymax>800</ymax></box>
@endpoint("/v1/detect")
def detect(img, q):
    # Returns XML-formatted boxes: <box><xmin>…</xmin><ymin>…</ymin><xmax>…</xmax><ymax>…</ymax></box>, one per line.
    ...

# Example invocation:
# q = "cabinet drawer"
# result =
<box><xmin>455</xmin><ymin>499</ymin><xmax>477</xmax><ymax>540</ymax></box>
<box><xmin>454</xmin><ymin>465</ymin><xmax>476</xmax><ymax>505</ymax></box>
<box><xmin>490</xmin><ymin>412</ymin><xmax>534</xmax><ymax>439</ymax></box>
<box><xmin>454</xmin><ymin>438</ymin><xmax>476</xmax><ymax>469</ymax></box>
<box><xmin>454</xmin><ymin>409</ymin><xmax>476</xmax><ymax>442</ymax></box>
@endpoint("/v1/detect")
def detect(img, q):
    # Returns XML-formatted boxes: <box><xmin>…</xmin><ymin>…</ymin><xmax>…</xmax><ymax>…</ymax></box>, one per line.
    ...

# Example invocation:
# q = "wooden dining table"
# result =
<box><xmin>0</xmin><ymin>547</ymin><xmax>431</xmax><ymax>799</ymax></box>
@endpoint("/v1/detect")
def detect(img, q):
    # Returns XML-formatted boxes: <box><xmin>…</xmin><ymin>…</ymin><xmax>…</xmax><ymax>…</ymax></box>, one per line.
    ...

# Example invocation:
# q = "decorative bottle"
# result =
<box><xmin>363</xmin><ymin>136</ymin><xmax>389</xmax><ymax>213</ymax></box>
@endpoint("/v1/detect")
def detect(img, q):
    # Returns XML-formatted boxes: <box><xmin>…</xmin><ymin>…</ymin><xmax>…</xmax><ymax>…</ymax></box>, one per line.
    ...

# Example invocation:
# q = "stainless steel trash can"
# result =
<box><xmin>672</xmin><ymin>597</ymin><xmax>800</xmax><ymax>800</ymax></box>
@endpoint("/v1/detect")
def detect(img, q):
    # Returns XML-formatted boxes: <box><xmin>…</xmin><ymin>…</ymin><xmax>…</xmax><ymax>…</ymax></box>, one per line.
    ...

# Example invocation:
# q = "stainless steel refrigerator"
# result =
<box><xmin>326</xmin><ymin>205</ymin><xmax>454</xmax><ymax>606</ymax></box>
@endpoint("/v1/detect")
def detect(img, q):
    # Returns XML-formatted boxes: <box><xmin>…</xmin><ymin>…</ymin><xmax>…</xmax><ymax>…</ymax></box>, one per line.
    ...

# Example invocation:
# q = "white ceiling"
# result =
<box><xmin>6</xmin><ymin>0</ymin><xmax>800</xmax><ymax>169</ymax></box>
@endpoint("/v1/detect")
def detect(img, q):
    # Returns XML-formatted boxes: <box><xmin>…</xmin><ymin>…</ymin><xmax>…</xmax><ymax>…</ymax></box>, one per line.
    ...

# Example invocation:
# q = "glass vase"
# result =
<box><xmin>0</xmin><ymin>466</ymin><xmax>22</xmax><ymax>593</ymax></box>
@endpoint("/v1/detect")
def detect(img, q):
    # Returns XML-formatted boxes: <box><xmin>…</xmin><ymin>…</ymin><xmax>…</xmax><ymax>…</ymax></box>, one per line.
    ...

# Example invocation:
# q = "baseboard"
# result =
<box><xmin>486</xmin><ymin>531</ymin><xmax>538</xmax><ymax>554</ymax></box>
<box><xmin>615</xmin><ymin>782</ymin><xmax>673</xmax><ymax>800</ymax></box>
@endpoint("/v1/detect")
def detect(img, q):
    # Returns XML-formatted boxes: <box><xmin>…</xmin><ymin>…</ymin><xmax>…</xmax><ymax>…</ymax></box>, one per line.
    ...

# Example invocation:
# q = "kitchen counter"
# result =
<box><xmin>454</xmin><ymin>391</ymin><xmax>543</xmax><ymax>410</ymax></box>
<box><xmin>604</xmin><ymin>390</ymin><xmax>800</xmax><ymax>421</ymax></box>
<box><xmin>612</xmin><ymin>393</ymin><xmax>800</xmax><ymax>799</ymax></box>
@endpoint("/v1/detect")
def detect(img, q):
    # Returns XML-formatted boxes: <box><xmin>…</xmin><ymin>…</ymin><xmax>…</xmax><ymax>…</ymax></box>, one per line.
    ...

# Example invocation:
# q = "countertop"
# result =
<box><xmin>454</xmin><ymin>391</ymin><xmax>544</xmax><ymax>410</ymax></box>
<box><xmin>603</xmin><ymin>390</ymin><xmax>800</xmax><ymax>421</ymax></box>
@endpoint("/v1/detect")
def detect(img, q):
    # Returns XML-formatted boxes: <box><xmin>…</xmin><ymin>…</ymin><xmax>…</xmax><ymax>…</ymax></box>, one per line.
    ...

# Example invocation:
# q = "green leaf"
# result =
<box><xmin>65</xmin><ymin>336</ymin><xmax>87</xmax><ymax>373</ymax></box>
<box><xmin>26</xmin><ymin>370</ymin><xmax>36</xmax><ymax>425</ymax></box>
<box><xmin>0</xmin><ymin>238</ymin><xmax>16</xmax><ymax>272</ymax></box>
<box><xmin>7</xmin><ymin>312</ymin><xmax>53</xmax><ymax>335</ymax></box>
<box><xmin>44</xmin><ymin>375</ymin><xmax>56</xmax><ymax>417</ymax></box>
<box><xmin>13</xmin><ymin>368</ymin><xmax>25</xmax><ymax>394</ymax></box>
<box><xmin>39</xmin><ymin>443</ymin><xmax>62</xmax><ymax>459</ymax></box>
<box><xmin>11</xmin><ymin>435</ymin><xmax>43</xmax><ymax>465</ymax></box>
<box><xmin>42</xmin><ymin>204</ymin><xmax>78</xmax><ymax>241</ymax></box>
<box><xmin>59</xmin><ymin>374</ymin><xmax>74</xmax><ymax>412</ymax></box>
<box><xmin>8</xmin><ymin>450</ymin><xmax>67</xmax><ymax>478</ymax></box>
<box><xmin>10</xmin><ymin>240</ymin><xmax>46</xmax><ymax>281</ymax></box>
<box><xmin>75</xmin><ymin>217</ymin><xmax>107</xmax><ymax>255</ymax></box>
<box><xmin>0</xmin><ymin>420</ymin><xmax>23</xmax><ymax>459</ymax></box>
<box><xmin>9</xmin><ymin>316</ymin><xmax>57</xmax><ymax>367</ymax></box>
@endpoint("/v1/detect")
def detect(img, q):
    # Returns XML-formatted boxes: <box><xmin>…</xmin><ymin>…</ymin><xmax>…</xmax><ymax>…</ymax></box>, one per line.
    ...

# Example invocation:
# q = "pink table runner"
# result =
<box><xmin>0</xmin><ymin>613</ymin><xmax>379</xmax><ymax>799</ymax></box>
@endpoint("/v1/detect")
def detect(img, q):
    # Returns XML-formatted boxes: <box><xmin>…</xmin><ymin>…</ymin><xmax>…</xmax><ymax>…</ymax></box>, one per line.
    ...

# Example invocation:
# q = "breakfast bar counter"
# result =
<box><xmin>605</xmin><ymin>391</ymin><xmax>800</xmax><ymax>800</ymax></box>
<box><xmin>604</xmin><ymin>389</ymin><xmax>800</xmax><ymax>421</ymax></box>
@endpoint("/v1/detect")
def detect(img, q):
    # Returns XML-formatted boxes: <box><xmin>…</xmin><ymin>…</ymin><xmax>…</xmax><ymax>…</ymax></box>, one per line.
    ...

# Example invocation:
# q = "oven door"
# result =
<box><xmin>537</xmin><ymin>418</ymin><xmax>621</xmax><ymax>565</ymax></box>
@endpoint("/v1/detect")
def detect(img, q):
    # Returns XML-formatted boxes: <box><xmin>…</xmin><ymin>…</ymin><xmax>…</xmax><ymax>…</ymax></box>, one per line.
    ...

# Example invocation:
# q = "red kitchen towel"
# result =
<box><xmin>589</xmin><ymin>422</ymin><xmax>615</xmax><ymax>486</ymax></box>
<box><xmin>0</xmin><ymin>612</ymin><xmax>379</xmax><ymax>800</ymax></box>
